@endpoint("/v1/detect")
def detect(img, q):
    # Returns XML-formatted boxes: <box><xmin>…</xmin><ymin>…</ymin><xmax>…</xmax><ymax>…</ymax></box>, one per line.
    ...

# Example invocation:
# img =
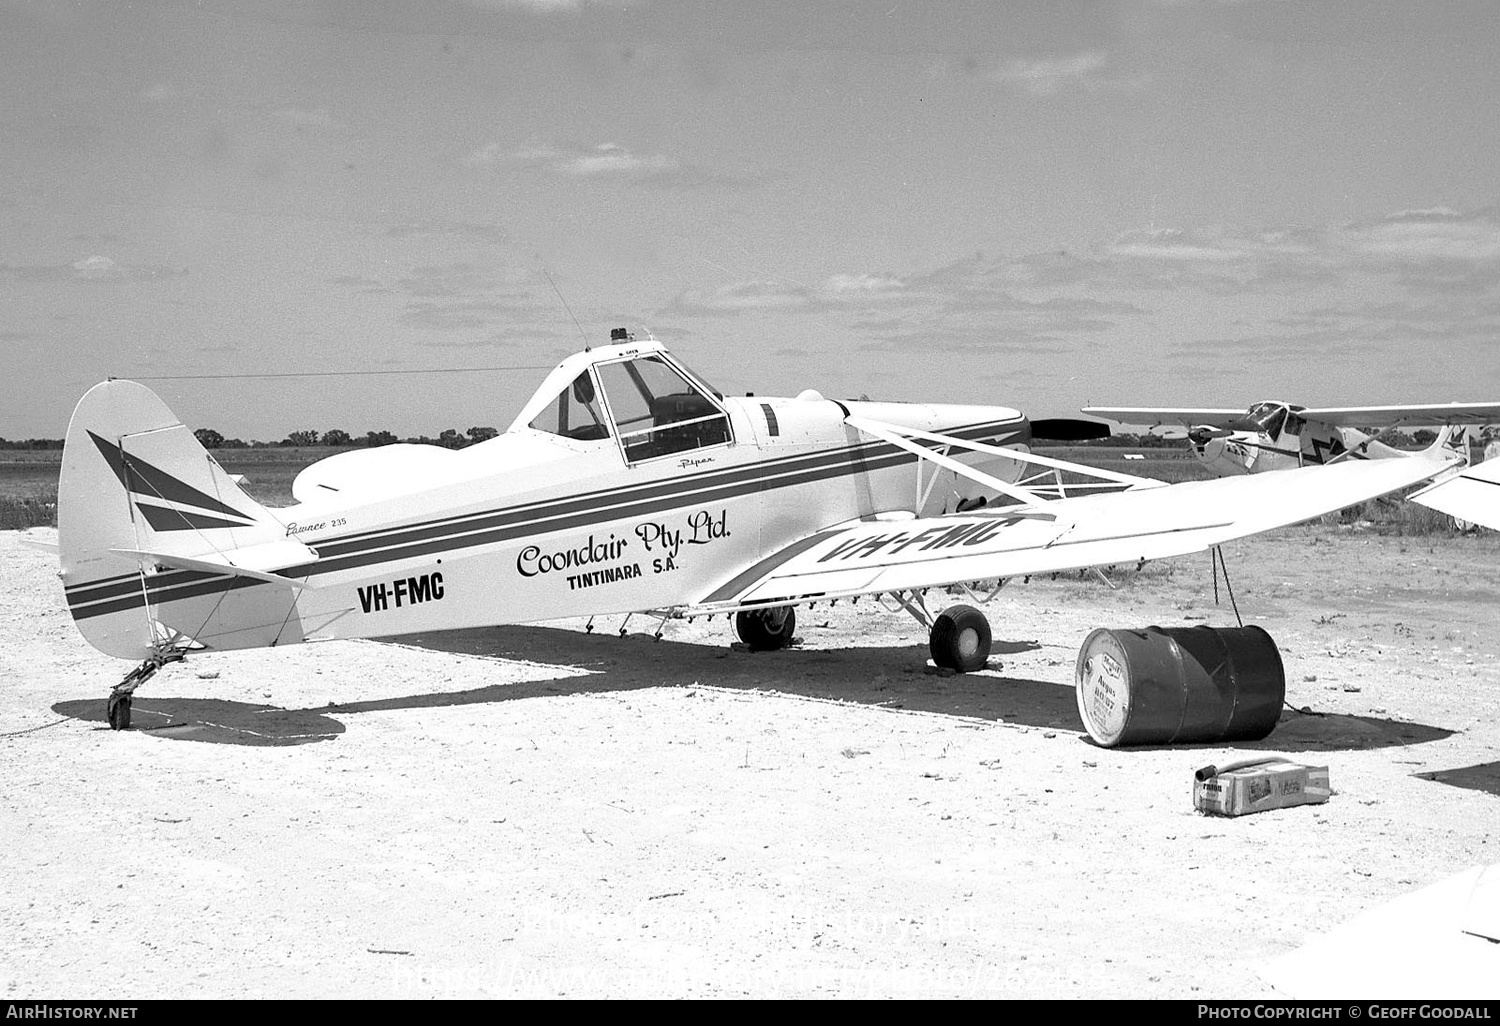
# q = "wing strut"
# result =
<box><xmin>844</xmin><ymin>413</ymin><xmax>1165</xmax><ymax>506</ymax></box>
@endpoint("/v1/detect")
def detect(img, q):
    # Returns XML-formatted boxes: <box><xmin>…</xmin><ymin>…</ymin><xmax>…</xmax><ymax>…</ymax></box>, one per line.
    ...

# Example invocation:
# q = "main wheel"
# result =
<box><xmin>929</xmin><ymin>604</ymin><xmax>992</xmax><ymax>672</ymax></box>
<box><xmin>735</xmin><ymin>606</ymin><xmax>797</xmax><ymax>651</ymax></box>
<box><xmin>106</xmin><ymin>693</ymin><xmax>132</xmax><ymax>731</ymax></box>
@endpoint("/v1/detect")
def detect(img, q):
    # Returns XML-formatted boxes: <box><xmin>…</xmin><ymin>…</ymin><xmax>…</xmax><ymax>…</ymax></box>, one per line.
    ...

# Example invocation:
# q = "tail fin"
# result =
<box><xmin>1421</xmin><ymin>423</ymin><xmax>1472</xmax><ymax>465</ymax></box>
<box><xmin>59</xmin><ymin>381</ymin><xmax>308</xmax><ymax>659</ymax></box>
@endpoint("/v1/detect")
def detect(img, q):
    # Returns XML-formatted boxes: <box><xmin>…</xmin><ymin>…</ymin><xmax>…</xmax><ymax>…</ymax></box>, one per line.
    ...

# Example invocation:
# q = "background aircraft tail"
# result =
<box><xmin>1419</xmin><ymin>423</ymin><xmax>1471</xmax><ymax>465</ymax></box>
<box><xmin>59</xmin><ymin>380</ymin><xmax>305</xmax><ymax>659</ymax></box>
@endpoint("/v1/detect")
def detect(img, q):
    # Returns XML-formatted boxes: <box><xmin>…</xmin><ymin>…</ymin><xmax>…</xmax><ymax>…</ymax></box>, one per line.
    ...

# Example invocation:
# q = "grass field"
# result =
<box><xmin>0</xmin><ymin>444</ymin><xmax>1476</xmax><ymax>534</ymax></box>
<box><xmin>0</xmin><ymin>448</ymin><xmax>338</xmax><ymax>528</ymax></box>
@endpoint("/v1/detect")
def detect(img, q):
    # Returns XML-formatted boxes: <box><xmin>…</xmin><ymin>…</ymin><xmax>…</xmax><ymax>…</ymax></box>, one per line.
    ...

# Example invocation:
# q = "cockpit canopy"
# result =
<box><xmin>516</xmin><ymin>334</ymin><xmax>732</xmax><ymax>463</ymax></box>
<box><xmin>1243</xmin><ymin>401</ymin><xmax>1306</xmax><ymax>437</ymax></box>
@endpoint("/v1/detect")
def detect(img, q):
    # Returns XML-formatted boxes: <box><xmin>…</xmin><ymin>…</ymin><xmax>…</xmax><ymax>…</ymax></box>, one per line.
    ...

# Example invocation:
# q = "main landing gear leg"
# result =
<box><xmin>106</xmin><ymin>650</ymin><xmax>185</xmax><ymax>730</ymax></box>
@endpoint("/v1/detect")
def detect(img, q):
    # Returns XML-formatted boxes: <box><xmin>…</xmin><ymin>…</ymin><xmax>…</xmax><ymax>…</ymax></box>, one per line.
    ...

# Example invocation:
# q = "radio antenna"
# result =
<box><xmin>544</xmin><ymin>269</ymin><xmax>592</xmax><ymax>351</ymax></box>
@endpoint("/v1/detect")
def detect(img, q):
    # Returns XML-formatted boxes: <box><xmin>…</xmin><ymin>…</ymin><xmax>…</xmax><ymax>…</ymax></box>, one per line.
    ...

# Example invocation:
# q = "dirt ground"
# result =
<box><xmin>2</xmin><ymin>525</ymin><xmax>1498</xmax><ymax>998</ymax></box>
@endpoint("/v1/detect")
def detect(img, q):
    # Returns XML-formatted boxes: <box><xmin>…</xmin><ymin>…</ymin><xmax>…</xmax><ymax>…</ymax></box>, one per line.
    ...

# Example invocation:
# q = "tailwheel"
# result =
<box><xmin>106</xmin><ymin>693</ymin><xmax>132</xmax><ymax>731</ymax></box>
<box><xmin>929</xmin><ymin>604</ymin><xmax>992</xmax><ymax>672</ymax></box>
<box><xmin>103</xmin><ymin>648</ymin><xmax>184</xmax><ymax>731</ymax></box>
<box><xmin>735</xmin><ymin>606</ymin><xmax>797</xmax><ymax>651</ymax></box>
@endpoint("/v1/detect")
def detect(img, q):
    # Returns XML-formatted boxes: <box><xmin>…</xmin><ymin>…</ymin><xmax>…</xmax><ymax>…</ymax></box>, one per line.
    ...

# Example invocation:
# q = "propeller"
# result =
<box><xmin>1188</xmin><ymin>424</ymin><xmax>1234</xmax><ymax>446</ymax></box>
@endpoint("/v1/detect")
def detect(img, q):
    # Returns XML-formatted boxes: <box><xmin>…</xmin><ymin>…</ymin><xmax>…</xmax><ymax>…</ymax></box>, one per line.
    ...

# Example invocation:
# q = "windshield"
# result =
<box><xmin>595</xmin><ymin>355</ymin><xmax>731</xmax><ymax>462</ymax></box>
<box><xmin>1245</xmin><ymin>401</ymin><xmax>1288</xmax><ymax>437</ymax></box>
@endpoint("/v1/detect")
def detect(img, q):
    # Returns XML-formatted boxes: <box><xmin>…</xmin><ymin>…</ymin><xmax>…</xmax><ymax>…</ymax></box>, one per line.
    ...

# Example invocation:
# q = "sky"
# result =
<box><xmin>3</xmin><ymin>0</ymin><xmax>1500</xmax><ymax>440</ymax></box>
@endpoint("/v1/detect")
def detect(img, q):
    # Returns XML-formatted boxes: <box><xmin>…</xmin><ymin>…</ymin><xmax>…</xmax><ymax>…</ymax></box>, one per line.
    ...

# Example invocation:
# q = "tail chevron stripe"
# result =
<box><xmin>86</xmin><ymin>430</ymin><xmax>254</xmax><ymax>526</ymax></box>
<box><xmin>133</xmin><ymin>503</ymin><xmax>255</xmax><ymax>532</ymax></box>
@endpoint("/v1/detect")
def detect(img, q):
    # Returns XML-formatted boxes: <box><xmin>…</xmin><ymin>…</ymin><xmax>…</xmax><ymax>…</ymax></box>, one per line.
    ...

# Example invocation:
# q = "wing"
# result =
<box><xmin>692</xmin><ymin>456</ymin><xmax>1446</xmax><ymax>611</ymax></box>
<box><xmin>1297</xmin><ymin>402</ymin><xmax>1500</xmax><ymax>428</ymax></box>
<box><xmin>1081</xmin><ymin>406</ymin><xmax>1246</xmax><ymax>429</ymax></box>
<box><xmin>1409</xmin><ymin>459</ymin><xmax>1500</xmax><ymax>531</ymax></box>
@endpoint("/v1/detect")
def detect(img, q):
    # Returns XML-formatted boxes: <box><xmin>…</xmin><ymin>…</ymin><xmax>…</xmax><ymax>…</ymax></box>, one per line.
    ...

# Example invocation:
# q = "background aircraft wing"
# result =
<box><xmin>1409</xmin><ymin>459</ymin><xmax>1500</xmax><ymax>531</ymax></box>
<box><xmin>1081</xmin><ymin>406</ymin><xmax>1246</xmax><ymax>429</ymax></box>
<box><xmin>1297</xmin><ymin>402</ymin><xmax>1500</xmax><ymax>427</ymax></box>
<box><xmin>692</xmin><ymin>456</ymin><xmax>1446</xmax><ymax>611</ymax></box>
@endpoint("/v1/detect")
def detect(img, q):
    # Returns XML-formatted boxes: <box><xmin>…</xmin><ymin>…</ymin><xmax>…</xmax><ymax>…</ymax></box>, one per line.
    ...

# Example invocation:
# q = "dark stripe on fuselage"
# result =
<box><xmin>68</xmin><ymin>419</ymin><xmax>1024</xmax><ymax>618</ymax></box>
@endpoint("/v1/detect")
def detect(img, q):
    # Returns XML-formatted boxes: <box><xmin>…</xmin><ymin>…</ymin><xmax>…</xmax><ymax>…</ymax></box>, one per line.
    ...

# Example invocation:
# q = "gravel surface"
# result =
<box><xmin>3</xmin><ymin>526</ymin><xmax>1498</xmax><ymax>998</ymax></box>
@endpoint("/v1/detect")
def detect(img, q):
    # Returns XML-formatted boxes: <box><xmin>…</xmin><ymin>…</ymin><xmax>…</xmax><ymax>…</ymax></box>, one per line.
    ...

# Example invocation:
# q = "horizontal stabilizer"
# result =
<box><xmin>107</xmin><ymin>547</ymin><xmax>313</xmax><ymax>589</ymax></box>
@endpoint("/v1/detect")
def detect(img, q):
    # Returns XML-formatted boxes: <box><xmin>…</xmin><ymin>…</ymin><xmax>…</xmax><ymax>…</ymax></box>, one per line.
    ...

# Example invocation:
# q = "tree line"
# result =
<box><xmin>0</xmin><ymin>427</ymin><xmax>500</xmax><ymax>451</ymax></box>
<box><xmin>189</xmin><ymin>426</ymin><xmax>500</xmax><ymax>450</ymax></box>
<box><xmin>1</xmin><ymin>426</ymin><xmax>1484</xmax><ymax>452</ymax></box>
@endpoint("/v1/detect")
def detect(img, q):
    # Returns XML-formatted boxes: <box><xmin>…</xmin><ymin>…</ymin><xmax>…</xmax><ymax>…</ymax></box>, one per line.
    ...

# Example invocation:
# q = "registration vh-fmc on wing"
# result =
<box><xmin>57</xmin><ymin>329</ymin><xmax>1460</xmax><ymax>729</ymax></box>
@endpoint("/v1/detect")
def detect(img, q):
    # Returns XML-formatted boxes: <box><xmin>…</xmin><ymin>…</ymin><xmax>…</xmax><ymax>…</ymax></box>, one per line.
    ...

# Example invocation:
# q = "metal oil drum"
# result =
<box><xmin>1074</xmin><ymin>625</ymin><xmax>1285</xmax><ymax>748</ymax></box>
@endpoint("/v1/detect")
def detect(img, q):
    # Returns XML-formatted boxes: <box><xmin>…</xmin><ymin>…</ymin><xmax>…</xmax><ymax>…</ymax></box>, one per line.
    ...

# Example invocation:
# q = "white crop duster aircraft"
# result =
<box><xmin>58</xmin><ymin>330</ymin><xmax>1460</xmax><ymax>729</ymax></box>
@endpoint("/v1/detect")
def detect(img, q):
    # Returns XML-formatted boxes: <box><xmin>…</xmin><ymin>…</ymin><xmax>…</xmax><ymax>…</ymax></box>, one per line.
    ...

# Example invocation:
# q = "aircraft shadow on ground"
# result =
<box><xmin>1415</xmin><ymin>762</ymin><xmax>1500</xmax><ymax>799</ymax></box>
<box><xmin>50</xmin><ymin>624</ymin><xmax>1452</xmax><ymax>752</ymax></box>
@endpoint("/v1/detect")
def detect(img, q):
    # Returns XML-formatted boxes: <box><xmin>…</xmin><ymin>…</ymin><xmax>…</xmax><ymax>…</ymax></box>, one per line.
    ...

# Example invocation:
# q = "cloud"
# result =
<box><xmin>988</xmin><ymin>51</ymin><xmax>1109</xmax><ymax>96</ymax></box>
<box><xmin>466</xmin><ymin>141</ymin><xmax>753</xmax><ymax>189</ymax></box>
<box><xmin>666</xmin><ymin>279</ymin><xmax>816</xmax><ymax>317</ymax></box>
<box><xmin>402</xmin><ymin>300</ymin><xmax>526</xmax><ymax>331</ymax></box>
<box><xmin>467</xmin><ymin>0</ymin><xmax>626</xmax><ymax>12</ymax></box>
<box><xmin>72</xmin><ymin>255</ymin><xmax>119</xmax><ymax>280</ymax></box>
<box><xmin>328</xmin><ymin>274</ymin><xmax>386</xmax><ymax>291</ymax></box>
<box><xmin>344</xmin><ymin>261</ymin><xmax>565</xmax><ymax>342</ymax></box>
<box><xmin>468</xmin><ymin>0</ymin><xmax>584</xmax><ymax>10</ymax></box>
<box><xmin>394</xmin><ymin>262</ymin><xmax>514</xmax><ymax>299</ymax></box>
<box><xmin>561</xmin><ymin>142</ymin><xmax>678</xmax><ymax>178</ymax></box>
<box><xmin>823</xmin><ymin>273</ymin><xmax>906</xmax><ymax>296</ymax></box>
<box><xmin>0</xmin><ymin>256</ymin><xmax>186</xmax><ymax>284</ymax></box>
<box><xmin>386</xmin><ymin>220</ymin><xmax>507</xmax><ymax>244</ymax></box>
<box><xmin>659</xmin><ymin>205</ymin><xmax>1500</xmax><ymax>375</ymax></box>
<box><xmin>665</xmin><ymin>273</ymin><xmax>916</xmax><ymax>318</ymax></box>
<box><xmin>140</xmin><ymin>82</ymin><xmax>179</xmax><ymax>102</ymax></box>
<box><xmin>270</xmin><ymin>106</ymin><xmax>338</xmax><ymax>128</ymax></box>
<box><xmin>1358</xmin><ymin>207</ymin><xmax>1500</xmax><ymax>263</ymax></box>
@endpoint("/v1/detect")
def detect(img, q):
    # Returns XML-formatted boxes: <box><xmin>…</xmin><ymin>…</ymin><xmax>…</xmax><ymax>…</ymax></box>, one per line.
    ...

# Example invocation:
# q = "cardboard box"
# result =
<box><xmin>1194</xmin><ymin>759</ymin><xmax>1330</xmax><ymax>817</ymax></box>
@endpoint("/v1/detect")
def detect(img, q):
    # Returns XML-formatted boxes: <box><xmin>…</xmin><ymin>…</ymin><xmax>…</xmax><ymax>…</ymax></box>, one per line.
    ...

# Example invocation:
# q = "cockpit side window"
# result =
<box><xmin>528</xmin><ymin>372</ymin><xmax>611</xmax><ymax>441</ymax></box>
<box><xmin>596</xmin><ymin>355</ymin><xmax>731</xmax><ymax>463</ymax></box>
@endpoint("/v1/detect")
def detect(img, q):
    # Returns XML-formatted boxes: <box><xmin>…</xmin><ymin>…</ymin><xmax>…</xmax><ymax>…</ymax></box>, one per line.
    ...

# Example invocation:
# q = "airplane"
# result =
<box><xmin>1081</xmin><ymin>401</ymin><xmax>1500</xmax><ymax>478</ymax></box>
<box><xmin>56</xmin><ymin>329</ymin><xmax>1459</xmax><ymax>730</ymax></box>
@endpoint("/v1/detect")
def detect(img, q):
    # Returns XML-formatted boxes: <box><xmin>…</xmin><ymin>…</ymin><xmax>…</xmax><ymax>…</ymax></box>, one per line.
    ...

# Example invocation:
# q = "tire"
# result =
<box><xmin>106</xmin><ymin>693</ymin><xmax>132</xmax><ymax>731</ymax></box>
<box><xmin>735</xmin><ymin>606</ymin><xmax>797</xmax><ymax>651</ymax></box>
<box><xmin>929</xmin><ymin>604</ymin><xmax>992</xmax><ymax>672</ymax></box>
